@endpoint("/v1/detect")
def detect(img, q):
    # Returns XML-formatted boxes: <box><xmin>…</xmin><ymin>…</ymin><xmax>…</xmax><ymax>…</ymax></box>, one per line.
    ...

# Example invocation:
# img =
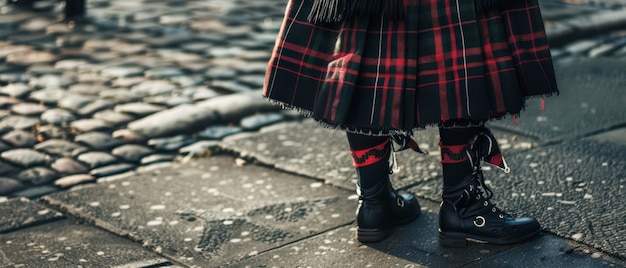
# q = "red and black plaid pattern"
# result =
<box><xmin>264</xmin><ymin>0</ymin><xmax>559</xmax><ymax>134</ymax></box>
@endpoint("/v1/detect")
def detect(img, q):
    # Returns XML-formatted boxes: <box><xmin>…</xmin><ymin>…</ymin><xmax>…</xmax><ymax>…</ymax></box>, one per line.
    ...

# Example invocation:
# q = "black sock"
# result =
<box><xmin>438</xmin><ymin>125</ymin><xmax>483</xmax><ymax>188</ymax></box>
<box><xmin>346</xmin><ymin>133</ymin><xmax>390</xmax><ymax>189</ymax></box>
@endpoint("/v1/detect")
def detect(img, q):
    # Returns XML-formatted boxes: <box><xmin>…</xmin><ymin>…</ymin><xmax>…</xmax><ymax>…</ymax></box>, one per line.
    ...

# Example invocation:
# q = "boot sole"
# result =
<box><xmin>358</xmin><ymin>209</ymin><xmax>421</xmax><ymax>243</ymax></box>
<box><xmin>439</xmin><ymin>229</ymin><xmax>542</xmax><ymax>248</ymax></box>
<box><xmin>357</xmin><ymin>227</ymin><xmax>391</xmax><ymax>243</ymax></box>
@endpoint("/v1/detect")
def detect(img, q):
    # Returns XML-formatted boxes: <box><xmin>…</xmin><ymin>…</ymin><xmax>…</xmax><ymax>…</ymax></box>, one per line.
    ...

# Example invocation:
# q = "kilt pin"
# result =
<box><xmin>263</xmin><ymin>0</ymin><xmax>559</xmax><ymax>245</ymax></box>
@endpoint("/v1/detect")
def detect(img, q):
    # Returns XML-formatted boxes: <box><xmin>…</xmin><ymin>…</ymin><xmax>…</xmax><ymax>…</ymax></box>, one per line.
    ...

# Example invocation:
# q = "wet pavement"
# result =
<box><xmin>0</xmin><ymin>0</ymin><xmax>626</xmax><ymax>267</ymax></box>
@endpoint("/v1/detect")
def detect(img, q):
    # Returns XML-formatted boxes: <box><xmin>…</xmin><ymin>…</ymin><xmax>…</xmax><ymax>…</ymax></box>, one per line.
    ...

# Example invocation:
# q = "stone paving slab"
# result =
<box><xmin>465</xmin><ymin>235</ymin><xmax>625</xmax><ymax>268</ymax></box>
<box><xmin>221</xmin><ymin>119</ymin><xmax>539</xmax><ymax>193</ymax></box>
<box><xmin>41</xmin><ymin>155</ymin><xmax>355</xmax><ymax>267</ymax></box>
<box><xmin>490</xmin><ymin>59</ymin><xmax>626</xmax><ymax>142</ymax></box>
<box><xmin>0</xmin><ymin>219</ymin><xmax>170</xmax><ymax>267</ymax></box>
<box><xmin>0</xmin><ymin>197</ymin><xmax>63</xmax><ymax>233</ymax></box>
<box><xmin>221</xmin><ymin>119</ymin><xmax>626</xmax><ymax>262</ymax></box>
<box><xmin>408</xmin><ymin>137</ymin><xmax>626</xmax><ymax>260</ymax></box>
<box><xmin>233</xmin><ymin>199</ymin><xmax>514</xmax><ymax>267</ymax></box>
<box><xmin>234</xmin><ymin>198</ymin><xmax>618</xmax><ymax>267</ymax></box>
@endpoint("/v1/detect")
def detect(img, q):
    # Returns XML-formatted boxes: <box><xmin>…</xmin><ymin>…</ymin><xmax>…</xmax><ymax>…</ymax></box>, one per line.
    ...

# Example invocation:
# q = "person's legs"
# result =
<box><xmin>347</xmin><ymin>132</ymin><xmax>421</xmax><ymax>243</ymax></box>
<box><xmin>438</xmin><ymin>123</ymin><xmax>541</xmax><ymax>247</ymax></box>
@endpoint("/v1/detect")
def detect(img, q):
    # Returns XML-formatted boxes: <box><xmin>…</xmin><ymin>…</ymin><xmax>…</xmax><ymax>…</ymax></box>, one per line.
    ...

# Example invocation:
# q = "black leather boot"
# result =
<box><xmin>356</xmin><ymin>179</ymin><xmax>421</xmax><ymax>243</ymax></box>
<box><xmin>439</xmin><ymin>171</ymin><xmax>541</xmax><ymax>247</ymax></box>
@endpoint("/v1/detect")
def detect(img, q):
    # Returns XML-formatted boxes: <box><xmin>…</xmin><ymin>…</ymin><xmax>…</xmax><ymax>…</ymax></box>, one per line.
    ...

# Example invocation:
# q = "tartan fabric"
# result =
<box><xmin>263</xmin><ymin>0</ymin><xmax>559</xmax><ymax>135</ymax></box>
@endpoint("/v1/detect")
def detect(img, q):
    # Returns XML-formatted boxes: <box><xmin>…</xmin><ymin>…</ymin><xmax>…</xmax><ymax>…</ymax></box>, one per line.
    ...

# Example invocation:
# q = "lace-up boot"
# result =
<box><xmin>439</xmin><ymin>172</ymin><xmax>541</xmax><ymax>247</ymax></box>
<box><xmin>356</xmin><ymin>179</ymin><xmax>421</xmax><ymax>243</ymax></box>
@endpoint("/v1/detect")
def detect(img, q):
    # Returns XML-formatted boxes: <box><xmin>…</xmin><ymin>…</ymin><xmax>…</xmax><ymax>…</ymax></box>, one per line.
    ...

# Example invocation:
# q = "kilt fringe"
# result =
<box><xmin>307</xmin><ymin>0</ymin><xmax>405</xmax><ymax>24</ymax></box>
<box><xmin>269</xmin><ymin>92</ymin><xmax>558</xmax><ymax>137</ymax></box>
<box><xmin>263</xmin><ymin>97</ymin><xmax>315</xmax><ymax>118</ymax></box>
<box><xmin>307</xmin><ymin>0</ymin><xmax>508</xmax><ymax>24</ymax></box>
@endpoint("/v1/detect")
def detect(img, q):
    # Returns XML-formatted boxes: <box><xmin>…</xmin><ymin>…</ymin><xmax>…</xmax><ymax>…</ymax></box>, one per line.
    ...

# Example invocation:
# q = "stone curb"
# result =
<box><xmin>546</xmin><ymin>8</ymin><xmax>626</xmax><ymax>47</ymax></box>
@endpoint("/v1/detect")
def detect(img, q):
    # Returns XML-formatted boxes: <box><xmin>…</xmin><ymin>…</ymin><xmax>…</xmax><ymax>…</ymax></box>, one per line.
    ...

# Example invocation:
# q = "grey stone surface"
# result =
<box><xmin>545</xmin><ymin>8</ymin><xmax>626</xmax><ymax>47</ymax></box>
<box><xmin>76</xmin><ymin>152</ymin><xmax>118</xmax><ymax>169</ymax></box>
<box><xmin>41</xmin><ymin>108</ymin><xmax>77</xmax><ymax>124</ymax></box>
<box><xmin>464</xmin><ymin>235</ymin><xmax>624</xmax><ymax>268</ymax></box>
<box><xmin>89</xmin><ymin>163</ymin><xmax>136</xmax><ymax>178</ymax></box>
<box><xmin>11</xmin><ymin>185</ymin><xmax>60</xmax><ymax>199</ymax></box>
<box><xmin>235</xmin><ymin>197</ymin><xmax>617</xmax><ymax>267</ymax></box>
<box><xmin>112</xmin><ymin>129</ymin><xmax>148</xmax><ymax>143</ymax></box>
<box><xmin>128</xmin><ymin>104</ymin><xmax>219</xmax><ymax>138</ymax></box>
<box><xmin>10</xmin><ymin>102</ymin><xmax>47</xmax><ymax>116</ymax></box>
<box><xmin>76</xmin><ymin>99</ymin><xmax>116</xmax><ymax>116</ymax></box>
<box><xmin>93</xmin><ymin>109</ymin><xmax>136</xmax><ymax>126</ymax></box>
<box><xmin>2</xmin><ymin>129</ymin><xmax>38</xmax><ymax>147</ymax></box>
<box><xmin>114</xmin><ymin>102</ymin><xmax>166</xmax><ymax>117</ymax></box>
<box><xmin>55</xmin><ymin>174</ymin><xmax>96</xmax><ymax>188</ymax></box>
<box><xmin>1</xmin><ymin>148</ymin><xmax>50</xmax><ymax>168</ymax></box>
<box><xmin>0</xmin><ymin>219</ymin><xmax>167</xmax><ymax>267</ymax></box>
<box><xmin>589</xmin><ymin>126</ymin><xmax>626</xmax><ymax>145</ymax></box>
<box><xmin>140</xmin><ymin>154</ymin><xmax>176</xmax><ymax>165</ymax></box>
<box><xmin>0</xmin><ymin>115</ymin><xmax>40</xmax><ymax>131</ymax></box>
<box><xmin>144</xmin><ymin>95</ymin><xmax>193</xmax><ymax>107</ymax></box>
<box><xmin>405</xmin><ymin>138</ymin><xmax>626</xmax><ymax>260</ymax></box>
<box><xmin>221</xmin><ymin>119</ymin><xmax>538</xmax><ymax>191</ymax></box>
<box><xmin>130</xmin><ymin>80</ymin><xmax>177</xmax><ymax>96</ymax></box>
<box><xmin>5</xmin><ymin>50</ymin><xmax>57</xmax><ymax>65</ymax></box>
<box><xmin>178</xmin><ymin>140</ymin><xmax>220</xmax><ymax>158</ymax></box>
<box><xmin>0</xmin><ymin>161</ymin><xmax>20</xmax><ymax>175</ymax></box>
<box><xmin>197</xmin><ymin>125</ymin><xmax>243</xmax><ymax>140</ymax></box>
<box><xmin>70</xmin><ymin>118</ymin><xmax>113</xmax><ymax>132</ymax></box>
<box><xmin>17</xmin><ymin>166</ymin><xmax>60</xmax><ymax>185</ymax></box>
<box><xmin>74</xmin><ymin>131</ymin><xmax>124</xmax><ymax>151</ymax></box>
<box><xmin>51</xmin><ymin>157</ymin><xmax>89</xmax><ymax>175</ymax></box>
<box><xmin>111</xmin><ymin>144</ymin><xmax>154</xmax><ymax>163</ymax></box>
<box><xmin>240</xmin><ymin>112</ymin><xmax>285</xmax><ymax>131</ymax></box>
<box><xmin>35</xmin><ymin>139</ymin><xmax>88</xmax><ymax>158</ymax></box>
<box><xmin>43</xmin><ymin>155</ymin><xmax>355</xmax><ymax>267</ymax></box>
<box><xmin>0</xmin><ymin>197</ymin><xmax>63</xmax><ymax>233</ymax></box>
<box><xmin>491</xmin><ymin>59</ymin><xmax>626</xmax><ymax>142</ymax></box>
<box><xmin>0</xmin><ymin>178</ymin><xmax>25</xmax><ymax>195</ymax></box>
<box><xmin>57</xmin><ymin>94</ymin><xmax>95</xmax><ymax>112</ymax></box>
<box><xmin>147</xmin><ymin>135</ymin><xmax>196</xmax><ymax>151</ymax></box>
<box><xmin>29</xmin><ymin>88</ymin><xmax>70</xmax><ymax>104</ymax></box>
<box><xmin>197</xmin><ymin>90</ymin><xmax>280</xmax><ymax>123</ymax></box>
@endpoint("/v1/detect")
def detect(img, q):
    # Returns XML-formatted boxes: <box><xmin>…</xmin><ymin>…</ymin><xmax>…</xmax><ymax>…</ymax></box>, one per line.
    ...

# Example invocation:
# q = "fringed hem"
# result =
<box><xmin>265</xmin><ymin>90</ymin><xmax>558</xmax><ymax>137</ymax></box>
<box><xmin>306</xmin><ymin>0</ymin><xmax>512</xmax><ymax>24</ymax></box>
<box><xmin>307</xmin><ymin>0</ymin><xmax>405</xmax><ymax>24</ymax></box>
<box><xmin>264</xmin><ymin>97</ymin><xmax>315</xmax><ymax>118</ymax></box>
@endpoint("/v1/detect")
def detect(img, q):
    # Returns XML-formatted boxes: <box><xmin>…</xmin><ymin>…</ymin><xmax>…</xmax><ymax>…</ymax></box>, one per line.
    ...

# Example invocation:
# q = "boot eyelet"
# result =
<box><xmin>499</xmin><ymin>214</ymin><xmax>504</xmax><ymax>218</ymax></box>
<box><xmin>476</xmin><ymin>195</ymin><xmax>481</xmax><ymax>200</ymax></box>
<box><xmin>473</xmin><ymin>216</ymin><xmax>486</xmax><ymax>228</ymax></box>
<box><xmin>483</xmin><ymin>201</ymin><xmax>488</xmax><ymax>207</ymax></box>
<box><xmin>492</xmin><ymin>207</ymin><xmax>497</xmax><ymax>213</ymax></box>
<box><xmin>397</xmin><ymin>198</ymin><xmax>405</xmax><ymax>208</ymax></box>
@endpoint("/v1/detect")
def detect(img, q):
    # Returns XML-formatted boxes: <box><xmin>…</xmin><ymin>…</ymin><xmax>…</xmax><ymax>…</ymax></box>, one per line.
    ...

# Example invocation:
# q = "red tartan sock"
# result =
<box><xmin>347</xmin><ymin>133</ymin><xmax>390</xmax><ymax>189</ymax></box>
<box><xmin>439</xmin><ymin>126</ymin><xmax>482</xmax><ymax>188</ymax></box>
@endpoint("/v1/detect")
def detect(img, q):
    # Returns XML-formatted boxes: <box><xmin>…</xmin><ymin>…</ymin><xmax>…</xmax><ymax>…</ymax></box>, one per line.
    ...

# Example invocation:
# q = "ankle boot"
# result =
<box><xmin>356</xmin><ymin>180</ymin><xmax>421</xmax><ymax>243</ymax></box>
<box><xmin>439</xmin><ymin>171</ymin><xmax>541</xmax><ymax>247</ymax></box>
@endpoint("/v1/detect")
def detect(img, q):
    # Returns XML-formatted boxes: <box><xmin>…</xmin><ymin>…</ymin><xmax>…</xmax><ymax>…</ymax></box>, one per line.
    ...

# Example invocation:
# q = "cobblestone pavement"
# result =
<box><xmin>0</xmin><ymin>1</ymin><xmax>625</xmax><ymax>200</ymax></box>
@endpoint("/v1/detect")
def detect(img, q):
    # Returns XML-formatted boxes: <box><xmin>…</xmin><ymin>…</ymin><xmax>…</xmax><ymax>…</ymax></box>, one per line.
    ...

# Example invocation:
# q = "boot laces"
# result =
<box><xmin>472</xmin><ymin>170</ymin><xmax>508</xmax><ymax>218</ymax></box>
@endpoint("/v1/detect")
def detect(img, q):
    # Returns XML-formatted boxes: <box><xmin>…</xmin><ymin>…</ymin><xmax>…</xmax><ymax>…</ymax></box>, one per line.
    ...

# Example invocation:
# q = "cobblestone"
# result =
<box><xmin>0</xmin><ymin>0</ymin><xmax>624</xmax><ymax>200</ymax></box>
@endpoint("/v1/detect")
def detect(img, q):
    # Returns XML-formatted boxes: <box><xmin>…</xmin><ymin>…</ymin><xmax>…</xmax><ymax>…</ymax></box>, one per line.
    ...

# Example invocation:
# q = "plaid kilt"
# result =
<box><xmin>263</xmin><ymin>0</ymin><xmax>559</xmax><ymax>134</ymax></box>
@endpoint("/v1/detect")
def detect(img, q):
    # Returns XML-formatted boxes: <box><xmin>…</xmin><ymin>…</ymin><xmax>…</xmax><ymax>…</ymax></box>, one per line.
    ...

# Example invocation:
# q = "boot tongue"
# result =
<box><xmin>442</xmin><ymin>171</ymin><xmax>493</xmax><ymax>211</ymax></box>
